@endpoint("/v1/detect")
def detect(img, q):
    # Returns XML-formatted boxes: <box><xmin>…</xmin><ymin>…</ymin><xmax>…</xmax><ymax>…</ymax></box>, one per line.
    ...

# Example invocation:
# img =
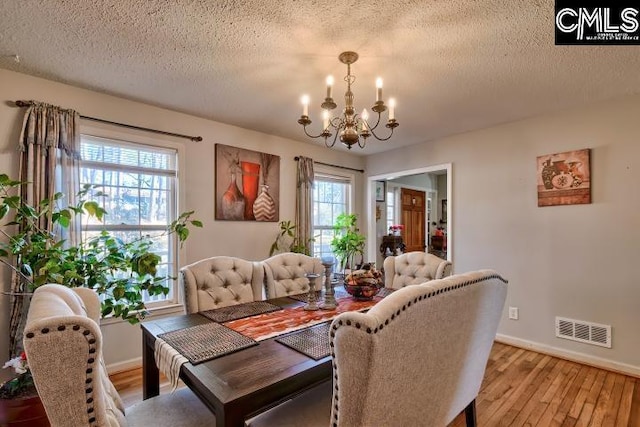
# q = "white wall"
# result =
<box><xmin>0</xmin><ymin>69</ymin><xmax>365</xmax><ymax>369</ymax></box>
<box><xmin>365</xmin><ymin>95</ymin><xmax>640</xmax><ymax>373</ymax></box>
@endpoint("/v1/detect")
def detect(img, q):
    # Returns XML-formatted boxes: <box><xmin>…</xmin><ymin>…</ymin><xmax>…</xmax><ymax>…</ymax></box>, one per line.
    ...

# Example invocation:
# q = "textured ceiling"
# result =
<box><xmin>1</xmin><ymin>0</ymin><xmax>640</xmax><ymax>155</ymax></box>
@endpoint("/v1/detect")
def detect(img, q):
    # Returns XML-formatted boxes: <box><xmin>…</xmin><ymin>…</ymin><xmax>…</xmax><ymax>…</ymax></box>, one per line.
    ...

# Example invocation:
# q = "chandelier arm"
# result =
<box><xmin>302</xmin><ymin>124</ymin><xmax>330</xmax><ymax>139</ymax></box>
<box><xmin>329</xmin><ymin>117</ymin><xmax>343</xmax><ymax>128</ymax></box>
<box><xmin>357</xmin><ymin>136</ymin><xmax>367</xmax><ymax>148</ymax></box>
<box><xmin>325</xmin><ymin>130</ymin><xmax>340</xmax><ymax>148</ymax></box>
<box><xmin>368</xmin><ymin>112</ymin><xmax>383</xmax><ymax>131</ymax></box>
<box><xmin>367</xmin><ymin>125</ymin><xmax>396</xmax><ymax>142</ymax></box>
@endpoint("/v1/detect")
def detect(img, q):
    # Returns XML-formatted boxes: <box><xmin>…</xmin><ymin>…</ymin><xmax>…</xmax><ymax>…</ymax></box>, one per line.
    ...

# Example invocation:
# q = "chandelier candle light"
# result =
<box><xmin>298</xmin><ymin>51</ymin><xmax>399</xmax><ymax>150</ymax></box>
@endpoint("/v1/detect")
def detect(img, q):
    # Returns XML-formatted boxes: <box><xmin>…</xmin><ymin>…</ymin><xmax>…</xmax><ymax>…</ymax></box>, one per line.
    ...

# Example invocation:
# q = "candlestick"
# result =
<box><xmin>389</xmin><ymin>98</ymin><xmax>396</xmax><ymax>120</ymax></box>
<box><xmin>326</xmin><ymin>75</ymin><xmax>334</xmax><ymax>99</ymax></box>
<box><xmin>376</xmin><ymin>78</ymin><xmax>383</xmax><ymax>102</ymax></box>
<box><xmin>304</xmin><ymin>273</ymin><xmax>320</xmax><ymax>311</ymax></box>
<box><xmin>361</xmin><ymin>108</ymin><xmax>369</xmax><ymax>130</ymax></box>
<box><xmin>323</xmin><ymin>109</ymin><xmax>330</xmax><ymax>130</ymax></box>
<box><xmin>320</xmin><ymin>258</ymin><xmax>337</xmax><ymax>310</ymax></box>
<box><xmin>301</xmin><ymin>95</ymin><xmax>309</xmax><ymax>117</ymax></box>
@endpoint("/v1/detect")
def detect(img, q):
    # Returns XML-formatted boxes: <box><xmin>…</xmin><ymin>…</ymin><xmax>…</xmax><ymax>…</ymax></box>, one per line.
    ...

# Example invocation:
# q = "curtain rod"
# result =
<box><xmin>294</xmin><ymin>156</ymin><xmax>364</xmax><ymax>173</ymax></box>
<box><xmin>14</xmin><ymin>100</ymin><xmax>203</xmax><ymax>142</ymax></box>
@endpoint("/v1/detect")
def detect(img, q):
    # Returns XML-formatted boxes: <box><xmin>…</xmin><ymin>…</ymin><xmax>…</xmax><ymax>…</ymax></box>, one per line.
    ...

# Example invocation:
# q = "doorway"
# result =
<box><xmin>367</xmin><ymin>164</ymin><xmax>452</xmax><ymax>265</ymax></box>
<box><xmin>401</xmin><ymin>188</ymin><xmax>426</xmax><ymax>252</ymax></box>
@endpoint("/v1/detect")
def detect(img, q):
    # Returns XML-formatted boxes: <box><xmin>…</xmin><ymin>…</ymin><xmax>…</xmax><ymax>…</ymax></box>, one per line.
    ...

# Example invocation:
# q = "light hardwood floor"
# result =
<box><xmin>111</xmin><ymin>342</ymin><xmax>640</xmax><ymax>426</ymax></box>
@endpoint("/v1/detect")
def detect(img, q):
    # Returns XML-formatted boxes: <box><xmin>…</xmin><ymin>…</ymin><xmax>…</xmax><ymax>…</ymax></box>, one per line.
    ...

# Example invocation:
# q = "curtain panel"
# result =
<box><xmin>9</xmin><ymin>101</ymin><xmax>81</xmax><ymax>356</ymax></box>
<box><xmin>295</xmin><ymin>157</ymin><xmax>314</xmax><ymax>255</ymax></box>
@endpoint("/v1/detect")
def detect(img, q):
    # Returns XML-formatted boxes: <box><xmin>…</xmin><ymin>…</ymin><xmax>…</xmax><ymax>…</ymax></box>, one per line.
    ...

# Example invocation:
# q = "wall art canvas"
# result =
<box><xmin>375</xmin><ymin>181</ymin><xmax>386</xmax><ymax>202</ymax></box>
<box><xmin>537</xmin><ymin>148</ymin><xmax>591</xmax><ymax>207</ymax></box>
<box><xmin>215</xmin><ymin>144</ymin><xmax>280</xmax><ymax>221</ymax></box>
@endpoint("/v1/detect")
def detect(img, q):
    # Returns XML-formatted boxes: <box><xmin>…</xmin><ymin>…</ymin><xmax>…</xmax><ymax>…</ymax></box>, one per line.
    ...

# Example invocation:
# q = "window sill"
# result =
<box><xmin>99</xmin><ymin>303</ymin><xmax>185</xmax><ymax>326</ymax></box>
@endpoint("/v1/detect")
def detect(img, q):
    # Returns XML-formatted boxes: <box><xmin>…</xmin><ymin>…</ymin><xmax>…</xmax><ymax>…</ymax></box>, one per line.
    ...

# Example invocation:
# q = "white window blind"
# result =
<box><xmin>80</xmin><ymin>135</ymin><xmax>179</xmax><ymax>307</ymax></box>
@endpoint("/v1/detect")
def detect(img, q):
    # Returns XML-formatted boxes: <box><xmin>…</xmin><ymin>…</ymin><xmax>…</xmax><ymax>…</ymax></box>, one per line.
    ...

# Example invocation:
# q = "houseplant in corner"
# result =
<box><xmin>0</xmin><ymin>174</ymin><xmax>201</xmax><ymax>424</ymax></box>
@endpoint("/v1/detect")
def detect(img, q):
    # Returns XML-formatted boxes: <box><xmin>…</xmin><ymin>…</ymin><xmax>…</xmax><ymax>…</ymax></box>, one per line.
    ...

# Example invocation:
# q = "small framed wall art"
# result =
<box><xmin>537</xmin><ymin>148</ymin><xmax>591</xmax><ymax>207</ymax></box>
<box><xmin>375</xmin><ymin>181</ymin><xmax>386</xmax><ymax>202</ymax></box>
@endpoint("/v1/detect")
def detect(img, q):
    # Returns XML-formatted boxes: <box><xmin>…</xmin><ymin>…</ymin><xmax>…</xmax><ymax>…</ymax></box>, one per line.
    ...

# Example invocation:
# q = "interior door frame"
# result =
<box><xmin>367</xmin><ymin>163</ymin><xmax>452</xmax><ymax>263</ymax></box>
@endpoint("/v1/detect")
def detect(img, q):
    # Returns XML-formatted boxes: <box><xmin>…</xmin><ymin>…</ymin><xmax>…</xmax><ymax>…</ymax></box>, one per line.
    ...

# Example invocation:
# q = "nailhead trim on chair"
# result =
<box><xmin>328</xmin><ymin>273</ymin><xmax>508</xmax><ymax>426</ymax></box>
<box><xmin>25</xmin><ymin>323</ymin><xmax>99</xmax><ymax>426</ymax></box>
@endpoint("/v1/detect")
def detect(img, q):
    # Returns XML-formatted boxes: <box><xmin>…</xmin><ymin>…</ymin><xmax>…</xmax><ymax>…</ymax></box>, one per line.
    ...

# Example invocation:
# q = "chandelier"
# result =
<box><xmin>297</xmin><ymin>51</ymin><xmax>399</xmax><ymax>150</ymax></box>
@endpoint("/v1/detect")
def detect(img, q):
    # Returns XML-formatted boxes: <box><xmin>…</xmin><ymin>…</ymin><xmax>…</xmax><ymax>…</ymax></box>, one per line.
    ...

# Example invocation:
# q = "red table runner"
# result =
<box><xmin>224</xmin><ymin>296</ymin><xmax>380</xmax><ymax>341</ymax></box>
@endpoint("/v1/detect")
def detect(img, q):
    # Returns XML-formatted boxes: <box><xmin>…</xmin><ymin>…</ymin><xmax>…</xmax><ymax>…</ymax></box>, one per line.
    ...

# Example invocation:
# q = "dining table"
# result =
<box><xmin>141</xmin><ymin>288</ymin><xmax>391</xmax><ymax>427</ymax></box>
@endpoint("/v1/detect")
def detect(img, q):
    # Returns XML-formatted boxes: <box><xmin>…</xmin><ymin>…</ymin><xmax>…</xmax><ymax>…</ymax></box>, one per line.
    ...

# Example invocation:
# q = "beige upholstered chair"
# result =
<box><xmin>250</xmin><ymin>269</ymin><xmax>508</xmax><ymax>427</ymax></box>
<box><xmin>262</xmin><ymin>252</ymin><xmax>324</xmax><ymax>299</ymax></box>
<box><xmin>23</xmin><ymin>284</ymin><xmax>215</xmax><ymax>426</ymax></box>
<box><xmin>181</xmin><ymin>256</ymin><xmax>264</xmax><ymax>313</ymax></box>
<box><xmin>383</xmin><ymin>251</ymin><xmax>452</xmax><ymax>289</ymax></box>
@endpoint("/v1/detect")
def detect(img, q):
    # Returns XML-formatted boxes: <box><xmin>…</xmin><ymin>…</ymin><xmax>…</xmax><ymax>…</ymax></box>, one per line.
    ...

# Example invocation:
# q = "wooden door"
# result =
<box><xmin>401</xmin><ymin>188</ymin><xmax>426</xmax><ymax>253</ymax></box>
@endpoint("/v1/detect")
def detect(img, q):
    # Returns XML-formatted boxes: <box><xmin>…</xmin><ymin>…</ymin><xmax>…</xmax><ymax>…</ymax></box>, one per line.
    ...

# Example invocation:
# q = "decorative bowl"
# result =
<box><xmin>344</xmin><ymin>282</ymin><xmax>382</xmax><ymax>301</ymax></box>
<box><xmin>343</xmin><ymin>264</ymin><xmax>384</xmax><ymax>301</ymax></box>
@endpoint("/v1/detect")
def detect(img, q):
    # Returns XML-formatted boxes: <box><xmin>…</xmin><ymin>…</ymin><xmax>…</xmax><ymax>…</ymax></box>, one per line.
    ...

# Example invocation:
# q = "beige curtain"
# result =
<box><xmin>9</xmin><ymin>101</ymin><xmax>81</xmax><ymax>356</ymax></box>
<box><xmin>294</xmin><ymin>157</ymin><xmax>314</xmax><ymax>255</ymax></box>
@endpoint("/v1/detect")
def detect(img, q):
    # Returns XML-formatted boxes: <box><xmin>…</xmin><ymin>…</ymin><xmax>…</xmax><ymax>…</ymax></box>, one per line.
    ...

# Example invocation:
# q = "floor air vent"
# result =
<box><xmin>555</xmin><ymin>317</ymin><xmax>611</xmax><ymax>348</ymax></box>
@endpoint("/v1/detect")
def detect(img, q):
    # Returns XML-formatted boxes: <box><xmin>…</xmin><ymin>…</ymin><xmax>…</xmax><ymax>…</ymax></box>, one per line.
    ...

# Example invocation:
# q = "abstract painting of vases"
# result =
<box><xmin>215</xmin><ymin>144</ymin><xmax>280</xmax><ymax>221</ymax></box>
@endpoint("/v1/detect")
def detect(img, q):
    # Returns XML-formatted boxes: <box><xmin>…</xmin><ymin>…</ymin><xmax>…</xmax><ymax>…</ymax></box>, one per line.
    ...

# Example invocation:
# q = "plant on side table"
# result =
<box><xmin>330</xmin><ymin>213</ymin><xmax>366</xmax><ymax>274</ymax></box>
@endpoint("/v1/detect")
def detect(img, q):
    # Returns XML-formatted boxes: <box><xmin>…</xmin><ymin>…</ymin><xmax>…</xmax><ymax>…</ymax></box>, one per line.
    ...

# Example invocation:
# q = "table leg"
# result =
<box><xmin>216</xmin><ymin>411</ymin><xmax>245</xmax><ymax>427</ymax></box>
<box><xmin>142</xmin><ymin>333</ymin><xmax>160</xmax><ymax>399</ymax></box>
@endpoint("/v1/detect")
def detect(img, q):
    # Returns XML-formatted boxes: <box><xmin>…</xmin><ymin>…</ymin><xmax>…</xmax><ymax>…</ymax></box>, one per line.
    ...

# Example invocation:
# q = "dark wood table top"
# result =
<box><xmin>140</xmin><ymin>297</ymin><xmax>332</xmax><ymax>427</ymax></box>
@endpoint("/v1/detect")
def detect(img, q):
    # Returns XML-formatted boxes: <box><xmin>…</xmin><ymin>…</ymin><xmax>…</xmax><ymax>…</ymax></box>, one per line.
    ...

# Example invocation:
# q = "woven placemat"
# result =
<box><xmin>200</xmin><ymin>301</ymin><xmax>283</xmax><ymax>323</ymax></box>
<box><xmin>158</xmin><ymin>322</ymin><xmax>257</xmax><ymax>364</ymax></box>
<box><xmin>288</xmin><ymin>288</ymin><xmax>348</xmax><ymax>302</ymax></box>
<box><xmin>276</xmin><ymin>322</ymin><xmax>331</xmax><ymax>360</ymax></box>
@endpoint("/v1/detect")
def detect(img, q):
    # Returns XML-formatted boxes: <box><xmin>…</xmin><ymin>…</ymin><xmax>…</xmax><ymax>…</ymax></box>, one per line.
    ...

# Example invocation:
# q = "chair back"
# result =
<box><xmin>181</xmin><ymin>256</ymin><xmax>264</xmax><ymax>313</ymax></box>
<box><xmin>23</xmin><ymin>284</ymin><xmax>127</xmax><ymax>426</ymax></box>
<box><xmin>383</xmin><ymin>251</ymin><xmax>452</xmax><ymax>289</ymax></box>
<box><xmin>330</xmin><ymin>270</ymin><xmax>507</xmax><ymax>426</ymax></box>
<box><xmin>262</xmin><ymin>253</ymin><xmax>323</xmax><ymax>299</ymax></box>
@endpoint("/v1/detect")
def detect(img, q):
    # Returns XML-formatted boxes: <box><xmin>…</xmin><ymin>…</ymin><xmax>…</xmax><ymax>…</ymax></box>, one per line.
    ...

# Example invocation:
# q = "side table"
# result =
<box><xmin>380</xmin><ymin>235</ymin><xmax>405</xmax><ymax>258</ymax></box>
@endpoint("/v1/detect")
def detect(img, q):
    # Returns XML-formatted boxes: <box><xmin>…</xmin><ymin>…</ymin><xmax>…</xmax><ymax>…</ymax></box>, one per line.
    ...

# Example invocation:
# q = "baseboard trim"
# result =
<box><xmin>495</xmin><ymin>334</ymin><xmax>640</xmax><ymax>378</ymax></box>
<box><xmin>106</xmin><ymin>357</ymin><xmax>142</xmax><ymax>375</ymax></box>
<box><xmin>106</xmin><ymin>335</ymin><xmax>640</xmax><ymax>378</ymax></box>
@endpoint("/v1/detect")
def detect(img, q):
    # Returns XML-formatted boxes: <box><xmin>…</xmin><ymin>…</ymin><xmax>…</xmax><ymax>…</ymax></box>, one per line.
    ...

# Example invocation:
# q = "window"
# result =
<box><xmin>386</xmin><ymin>186</ymin><xmax>396</xmax><ymax>232</ymax></box>
<box><xmin>80</xmin><ymin>135</ymin><xmax>179</xmax><ymax>307</ymax></box>
<box><xmin>312</xmin><ymin>173</ymin><xmax>353</xmax><ymax>263</ymax></box>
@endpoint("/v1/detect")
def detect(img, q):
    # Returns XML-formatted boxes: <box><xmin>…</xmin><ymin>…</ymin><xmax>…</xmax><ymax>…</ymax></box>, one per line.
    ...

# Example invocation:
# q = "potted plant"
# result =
<box><xmin>0</xmin><ymin>173</ymin><xmax>201</xmax><ymax>352</ymax></box>
<box><xmin>330</xmin><ymin>213</ymin><xmax>365</xmax><ymax>274</ymax></box>
<box><xmin>268</xmin><ymin>220</ymin><xmax>316</xmax><ymax>256</ymax></box>
<box><xmin>0</xmin><ymin>352</ymin><xmax>48</xmax><ymax>426</ymax></box>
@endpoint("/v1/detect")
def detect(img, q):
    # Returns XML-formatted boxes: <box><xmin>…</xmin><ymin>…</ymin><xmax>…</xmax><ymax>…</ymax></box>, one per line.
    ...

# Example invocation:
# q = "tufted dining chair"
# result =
<box><xmin>249</xmin><ymin>269</ymin><xmax>508</xmax><ymax>427</ymax></box>
<box><xmin>383</xmin><ymin>251</ymin><xmax>452</xmax><ymax>289</ymax></box>
<box><xmin>23</xmin><ymin>284</ymin><xmax>215</xmax><ymax>426</ymax></box>
<box><xmin>262</xmin><ymin>252</ymin><xmax>324</xmax><ymax>299</ymax></box>
<box><xmin>181</xmin><ymin>256</ymin><xmax>264</xmax><ymax>313</ymax></box>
